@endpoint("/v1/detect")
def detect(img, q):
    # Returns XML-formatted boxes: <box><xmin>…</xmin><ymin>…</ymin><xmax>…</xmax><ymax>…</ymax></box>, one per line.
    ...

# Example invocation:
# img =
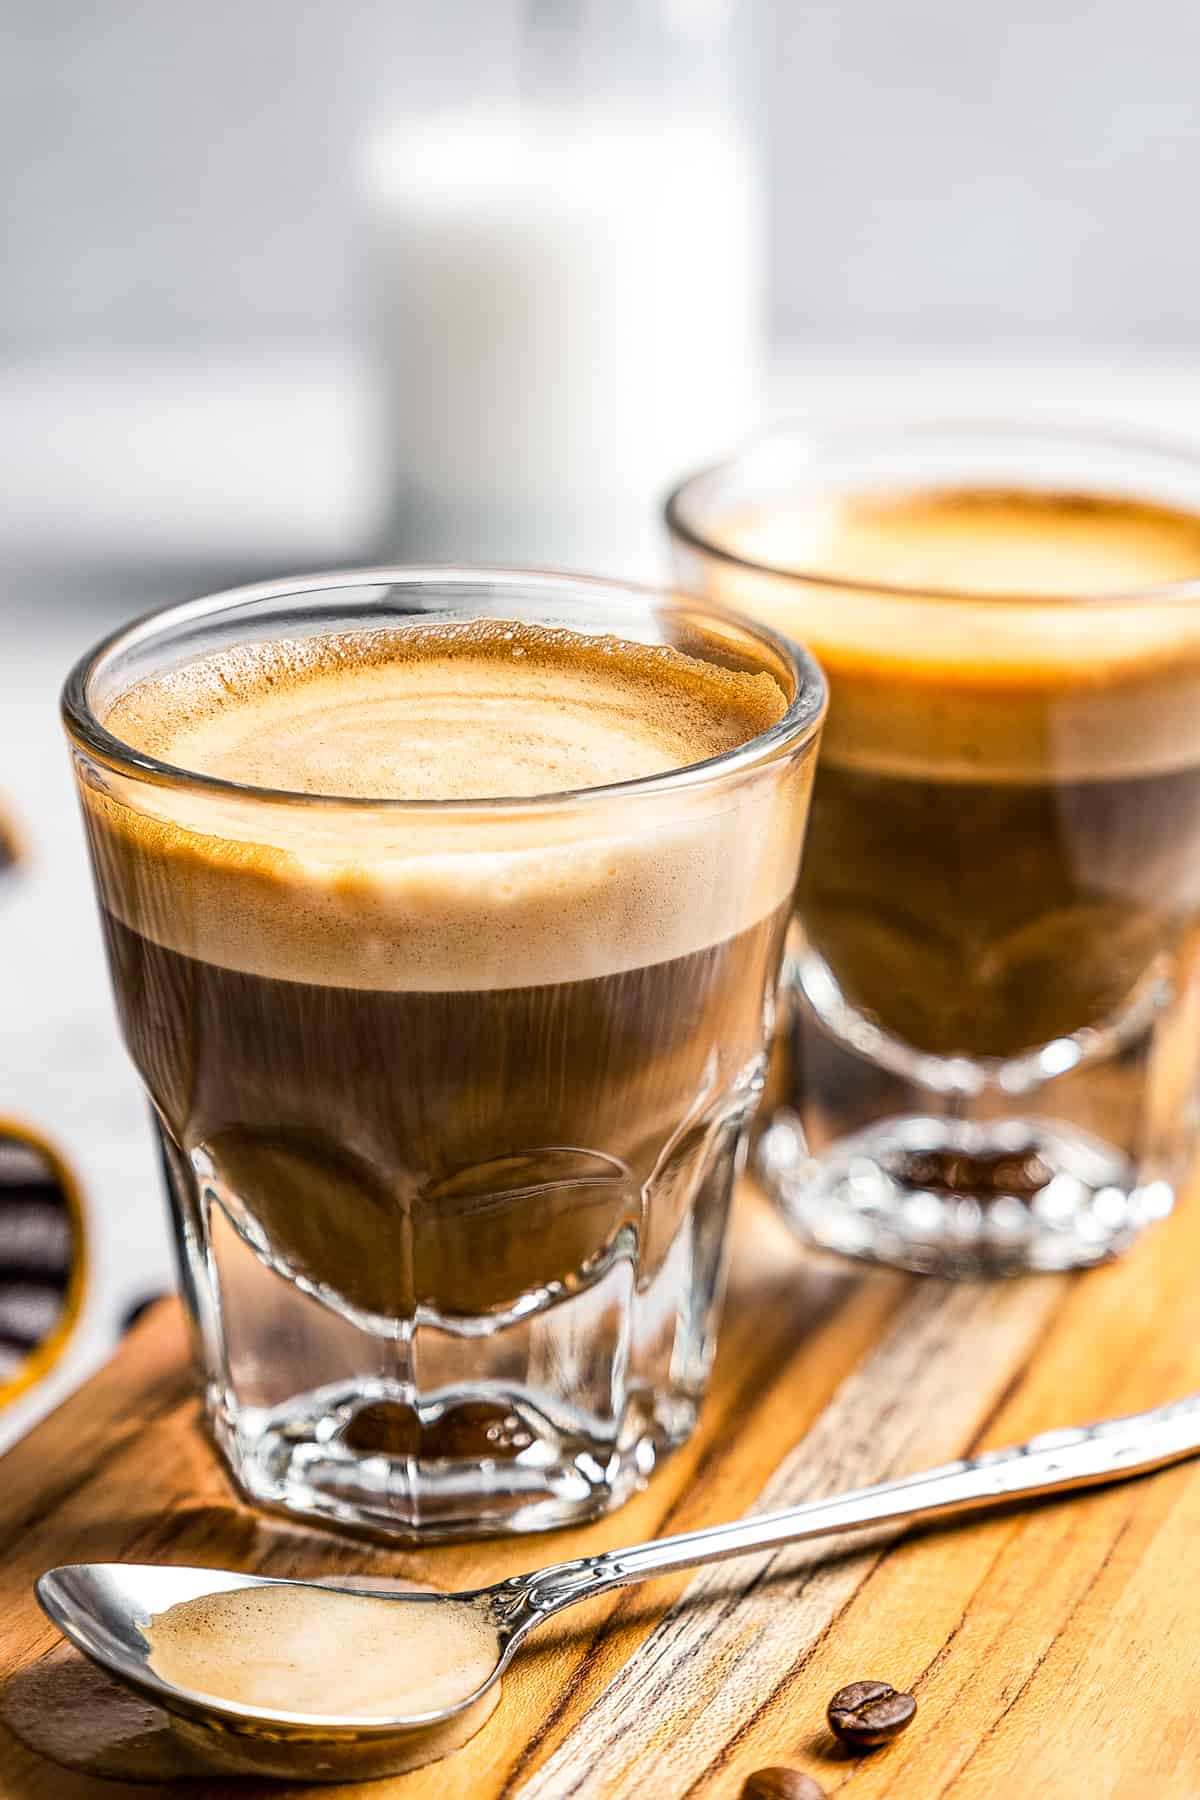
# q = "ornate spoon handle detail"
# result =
<box><xmin>506</xmin><ymin>1393</ymin><xmax>1200</xmax><ymax>1620</ymax></box>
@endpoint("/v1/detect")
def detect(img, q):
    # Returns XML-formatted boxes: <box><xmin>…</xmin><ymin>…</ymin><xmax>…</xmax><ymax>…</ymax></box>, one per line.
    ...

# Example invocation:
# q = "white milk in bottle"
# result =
<box><xmin>362</xmin><ymin>0</ymin><xmax>762</xmax><ymax>570</ymax></box>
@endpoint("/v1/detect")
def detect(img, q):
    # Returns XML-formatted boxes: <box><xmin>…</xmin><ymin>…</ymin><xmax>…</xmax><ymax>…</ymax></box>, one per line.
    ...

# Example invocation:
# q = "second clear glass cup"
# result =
<box><xmin>62</xmin><ymin>569</ymin><xmax>825</xmax><ymax>1538</ymax></box>
<box><xmin>667</xmin><ymin>423</ymin><xmax>1200</xmax><ymax>1277</ymax></box>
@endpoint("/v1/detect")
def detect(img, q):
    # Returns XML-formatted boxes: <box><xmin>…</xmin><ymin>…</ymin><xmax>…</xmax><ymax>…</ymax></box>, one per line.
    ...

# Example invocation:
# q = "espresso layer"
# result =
<box><xmin>85</xmin><ymin>621</ymin><xmax>808</xmax><ymax>990</ymax></box>
<box><xmin>799</xmin><ymin>758</ymin><xmax>1200</xmax><ymax>1057</ymax></box>
<box><xmin>713</xmin><ymin>486</ymin><xmax>1200</xmax><ymax>781</ymax></box>
<box><xmin>107</xmin><ymin>905</ymin><xmax>788</xmax><ymax>1319</ymax></box>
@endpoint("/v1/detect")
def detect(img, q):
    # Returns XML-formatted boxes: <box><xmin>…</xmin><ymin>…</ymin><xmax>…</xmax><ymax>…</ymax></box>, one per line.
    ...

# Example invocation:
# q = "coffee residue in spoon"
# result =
<box><xmin>144</xmin><ymin>1583</ymin><xmax>501</xmax><ymax>1720</ymax></box>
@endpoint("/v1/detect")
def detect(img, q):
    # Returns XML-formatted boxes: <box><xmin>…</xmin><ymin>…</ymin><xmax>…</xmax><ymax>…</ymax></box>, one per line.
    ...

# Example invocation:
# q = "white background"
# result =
<box><xmin>3</xmin><ymin>0</ymin><xmax>1199</xmax><ymax>353</ymax></box>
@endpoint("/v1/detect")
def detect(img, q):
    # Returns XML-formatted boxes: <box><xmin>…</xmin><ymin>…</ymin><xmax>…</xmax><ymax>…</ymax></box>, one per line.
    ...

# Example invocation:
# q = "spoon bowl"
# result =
<box><xmin>36</xmin><ymin>1563</ymin><xmax>512</xmax><ymax>1782</ymax></box>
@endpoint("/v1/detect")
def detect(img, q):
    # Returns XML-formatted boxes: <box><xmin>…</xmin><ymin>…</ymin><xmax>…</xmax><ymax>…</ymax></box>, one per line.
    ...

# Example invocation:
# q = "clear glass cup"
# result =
<box><xmin>666</xmin><ymin>423</ymin><xmax>1200</xmax><ymax>1276</ymax></box>
<box><xmin>62</xmin><ymin>568</ymin><xmax>825</xmax><ymax>1538</ymax></box>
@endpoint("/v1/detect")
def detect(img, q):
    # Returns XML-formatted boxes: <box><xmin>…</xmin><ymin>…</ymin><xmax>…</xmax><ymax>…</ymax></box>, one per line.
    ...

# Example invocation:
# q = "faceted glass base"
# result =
<box><xmin>760</xmin><ymin>1112</ymin><xmax>1176</xmax><ymax>1277</ymax></box>
<box><xmin>213</xmin><ymin>1380</ymin><xmax>683</xmax><ymax>1541</ymax></box>
<box><xmin>159</xmin><ymin>1101</ymin><xmax>746</xmax><ymax>1540</ymax></box>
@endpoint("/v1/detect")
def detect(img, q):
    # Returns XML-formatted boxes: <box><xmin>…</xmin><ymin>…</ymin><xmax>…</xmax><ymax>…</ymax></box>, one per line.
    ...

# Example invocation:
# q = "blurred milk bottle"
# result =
<box><xmin>362</xmin><ymin>0</ymin><xmax>763</xmax><ymax>573</ymax></box>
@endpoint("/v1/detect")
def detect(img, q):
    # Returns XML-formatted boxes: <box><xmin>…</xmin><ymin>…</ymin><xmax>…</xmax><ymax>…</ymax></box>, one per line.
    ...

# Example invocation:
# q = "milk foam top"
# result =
<box><xmin>708</xmin><ymin>486</ymin><xmax>1200</xmax><ymax>782</ymax></box>
<box><xmin>83</xmin><ymin>620</ymin><xmax>813</xmax><ymax>990</ymax></box>
<box><xmin>107</xmin><ymin>620</ymin><xmax>779</xmax><ymax>800</ymax></box>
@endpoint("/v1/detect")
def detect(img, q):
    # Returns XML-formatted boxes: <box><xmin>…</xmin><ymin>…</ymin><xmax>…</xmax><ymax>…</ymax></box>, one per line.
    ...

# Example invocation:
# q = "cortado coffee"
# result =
<box><xmin>73</xmin><ymin>603</ymin><xmax>817</xmax><ymax>1531</ymax></box>
<box><xmin>671</xmin><ymin>454</ymin><xmax>1200</xmax><ymax>1273</ymax></box>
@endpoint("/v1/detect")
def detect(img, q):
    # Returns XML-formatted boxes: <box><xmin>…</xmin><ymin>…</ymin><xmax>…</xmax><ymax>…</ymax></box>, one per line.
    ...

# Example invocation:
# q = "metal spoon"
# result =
<box><xmin>37</xmin><ymin>1391</ymin><xmax>1200</xmax><ymax>1783</ymax></box>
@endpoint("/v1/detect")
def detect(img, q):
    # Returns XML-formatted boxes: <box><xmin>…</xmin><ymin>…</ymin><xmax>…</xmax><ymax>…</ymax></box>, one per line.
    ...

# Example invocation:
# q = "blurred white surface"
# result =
<box><xmin>0</xmin><ymin>349</ymin><xmax>370</xmax><ymax>577</ymax></box>
<box><xmin>6</xmin><ymin>344</ymin><xmax>1200</xmax><ymax>578</ymax></box>
<box><xmin>3</xmin><ymin>341</ymin><xmax>1200</xmax><ymax>1448</ymax></box>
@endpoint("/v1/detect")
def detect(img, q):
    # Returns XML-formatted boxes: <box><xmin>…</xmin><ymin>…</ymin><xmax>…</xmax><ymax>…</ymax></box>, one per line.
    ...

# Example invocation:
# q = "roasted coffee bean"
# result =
<box><xmin>341</xmin><ymin>1398</ymin><xmax>537</xmax><ymax>1460</ymax></box>
<box><xmin>740</xmin><ymin>1769</ymin><xmax>826</xmax><ymax>1800</ymax></box>
<box><xmin>827</xmin><ymin>1679</ymin><xmax>917</xmax><ymax>1748</ymax></box>
<box><xmin>899</xmin><ymin>1147</ymin><xmax>1050</xmax><ymax>1198</ymax></box>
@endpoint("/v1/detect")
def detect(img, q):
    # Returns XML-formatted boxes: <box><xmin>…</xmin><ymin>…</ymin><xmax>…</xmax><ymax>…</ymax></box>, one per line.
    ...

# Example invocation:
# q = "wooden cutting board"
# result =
<box><xmin>2</xmin><ymin>1180</ymin><xmax>1200</xmax><ymax>1799</ymax></box>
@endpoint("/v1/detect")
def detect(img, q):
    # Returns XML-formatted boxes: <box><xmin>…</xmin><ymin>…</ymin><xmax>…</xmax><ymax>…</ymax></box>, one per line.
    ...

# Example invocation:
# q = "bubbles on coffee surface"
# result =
<box><xmin>105</xmin><ymin>617</ymin><xmax>785</xmax><ymax>800</ymax></box>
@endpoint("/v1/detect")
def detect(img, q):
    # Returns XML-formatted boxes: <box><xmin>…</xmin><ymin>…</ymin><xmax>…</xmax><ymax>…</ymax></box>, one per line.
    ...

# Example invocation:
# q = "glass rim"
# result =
<box><xmin>61</xmin><ymin>564</ymin><xmax>827</xmax><ymax>813</ymax></box>
<box><xmin>664</xmin><ymin>417</ymin><xmax>1200</xmax><ymax>607</ymax></box>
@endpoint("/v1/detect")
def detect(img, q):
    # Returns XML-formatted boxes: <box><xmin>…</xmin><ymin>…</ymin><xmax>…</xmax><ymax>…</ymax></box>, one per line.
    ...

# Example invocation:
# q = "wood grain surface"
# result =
<box><xmin>2</xmin><ymin>1181</ymin><xmax>1199</xmax><ymax>1799</ymax></box>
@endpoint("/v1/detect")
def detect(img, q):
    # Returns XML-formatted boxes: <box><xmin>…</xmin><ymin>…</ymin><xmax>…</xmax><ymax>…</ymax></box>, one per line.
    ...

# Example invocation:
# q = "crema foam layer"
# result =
<box><xmin>145</xmin><ymin>1584</ymin><xmax>499</xmax><ymax>1721</ymax></box>
<box><xmin>87</xmin><ymin>620</ymin><xmax>807</xmax><ymax>990</ymax></box>
<box><xmin>107</xmin><ymin>620</ymin><xmax>783</xmax><ymax>800</ymax></box>
<box><xmin>713</xmin><ymin>486</ymin><xmax>1200</xmax><ymax>782</ymax></box>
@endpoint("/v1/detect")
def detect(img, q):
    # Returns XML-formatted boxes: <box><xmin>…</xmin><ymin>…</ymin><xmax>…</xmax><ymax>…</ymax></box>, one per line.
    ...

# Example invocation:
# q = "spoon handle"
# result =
<box><xmin>514</xmin><ymin>1391</ymin><xmax>1200</xmax><ymax>1617</ymax></box>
